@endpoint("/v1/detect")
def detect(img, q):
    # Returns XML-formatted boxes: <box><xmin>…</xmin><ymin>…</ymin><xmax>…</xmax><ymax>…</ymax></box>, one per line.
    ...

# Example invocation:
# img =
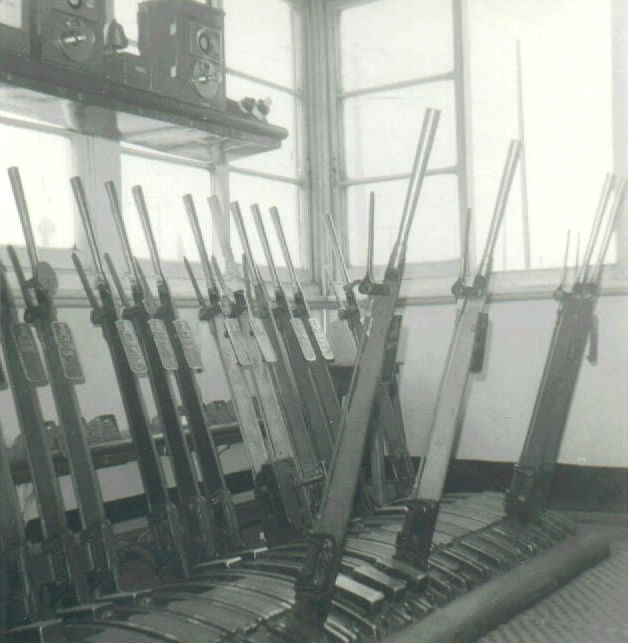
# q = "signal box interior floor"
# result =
<box><xmin>478</xmin><ymin>521</ymin><xmax>628</xmax><ymax>643</ymax></box>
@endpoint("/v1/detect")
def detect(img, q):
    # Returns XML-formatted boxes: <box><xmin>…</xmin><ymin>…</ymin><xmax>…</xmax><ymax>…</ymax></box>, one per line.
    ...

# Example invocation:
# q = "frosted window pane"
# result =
<box><xmin>0</xmin><ymin>124</ymin><xmax>75</xmax><ymax>248</ymax></box>
<box><xmin>113</xmin><ymin>0</ymin><xmax>141</xmax><ymax>44</ymax></box>
<box><xmin>347</xmin><ymin>175</ymin><xmax>459</xmax><ymax>266</ymax></box>
<box><xmin>343</xmin><ymin>82</ymin><xmax>456</xmax><ymax>179</ymax></box>
<box><xmin>468</xmin><ymin>0</ymin><xmax>613</xmax><ymax>270</ymax></box>
<box><xmin>339</xmin><ymin>0</ymin><xmax>453</xmax><ymax>92</ymax></box>
<box><xmin>224</xmin><ymin>0</ymin><xmax>294</xmax><ymax>87</ymax></box>
<box><xmin>121</xmin><ymin>154</ymin><xmax>211</xmax><ymax>262</ymax></box>
<box><xmin>229</xmin><ymin>173</ymin><xmax>301</xmax><ymax>268</ymax></box>
<box><xmin>229</xmin><ymin>75</ymin><xmax>299</xmax><ymax>178</ymax></box>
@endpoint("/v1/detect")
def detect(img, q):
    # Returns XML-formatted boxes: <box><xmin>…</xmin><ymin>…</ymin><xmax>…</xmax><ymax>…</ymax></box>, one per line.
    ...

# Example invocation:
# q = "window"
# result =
<box><xmin>330</xmin><ymin>0</ymin><xmax>464</xmax><ymax>270</ymax></box>
<box><xmin>224</xmin><ymin>0</ymin><xmax>306</xmax><ymax>269</ymax></box>
<box><xmin>467</xmin><ymin>0</ymin><xmax>615</xmax><ymax>271</ymax></box>
<box><xmin>120</xmin><ymin>150</ymin><xmax>212</xmax><ymax>263</ymax></box>
<box><xmin>0</xmin><ymin>120</ymin><xmax>76</xmax><ymax>249</ymax></box>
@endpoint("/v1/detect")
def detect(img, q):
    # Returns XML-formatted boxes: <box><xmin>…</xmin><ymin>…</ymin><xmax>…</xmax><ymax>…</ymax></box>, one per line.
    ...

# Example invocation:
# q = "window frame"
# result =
<box><xmin>324</xmin><ymin>0</ymin><xmax>469</xmax><ymax>283</ymax></box>
<box><xmin>2</xmin><ymin>0</ymin><xmax>626</xmax><ymax>303</ymax></box>
<box><xmin>323</xmin><ymin>0</ymin><xmax>628</xmax><ymax>297</ymax></box>
<box><xmin>224</xmin><ymin>0</ymin><xmax>312</xmax><ymax>285</ymax></box>
<box><xmin>0</xmin><ymin>112</ymin><xmax>84</xmax><ymax>274</ymax></box>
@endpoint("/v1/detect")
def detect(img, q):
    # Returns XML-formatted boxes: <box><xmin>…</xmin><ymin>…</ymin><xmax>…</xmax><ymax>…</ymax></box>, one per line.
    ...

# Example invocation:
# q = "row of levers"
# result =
<box><xmin>0</xmin><ymin>109</ymin><xmax>625</xmax><ymax>643</ymax></box>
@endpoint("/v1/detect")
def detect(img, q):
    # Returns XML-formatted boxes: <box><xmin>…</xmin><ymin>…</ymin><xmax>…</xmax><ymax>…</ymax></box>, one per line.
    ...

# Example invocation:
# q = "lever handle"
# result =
<box><xmin>231</xmin><ymin>202</ymin><xmax>262</xmax><ymax>285</ymax></box>
<box><xmin>252</xmin><ymin>205</ymin><xmax>281</xmax><ymax>287</ymax></box>
<box><xmin>325</xmin><ymin>214</ymin><xmax>351</xmax><ymax>285</ymax></box>
<box><xmin>184</xmin><ymin>193</ymin><xmax>217</xmax><ymax>290</ymax></box>
<box><xmin>208</xmin><ymin>195</ymin><xmax>240</xmax><ymax>282</ymax></box>
<box><xmin>589</xmin><ymin>177</ymin><xmax>627</xmax><ymax>287</ymax></box>
<box><xmin>269</xmin><ymin>207</ymin><xmax>299</xmax><ymax>288</ymax></box>
<box><xmin>133</xmin><ymin>258</ymin><xmax>158</xmax><ymax>313</ymax></box>
<box><xmin>105</xmin><ymin>181</ymin><xmax>139</xmax><ymax>286</ymax></box>
<box><xmin>103</xmin><ymin>253</ymin><xmax>131</xmax><ymax>309</ymax></box>
<box><xmin>183</xmin><ymin>257</ymin><xmax>207</xmax><ymax>307</ymax></box>
<box><xmin>133</xmin><ymin>185</ymin><xmax>164</xmax><ymax>283</ymax></box>
<box><xmin>366</xmin><ymin>192</ymin><xmax>375</xmax><ymax>283</ymax></box>
<box><xmin>70</xmin><ymin>176</ymin><xmax>106</xmax><ymax>281</ymax></box>
<box><xmin>211</xmin><ymin>256</ymin><xmax>228</xmax><ymax>298</ymax></box>
<box><xmin>477</xmin><ymin>140</ymin><xmax>521</xmax><ymax>280</ymax></box>
<box><xmin>72</xmin><ymin>252</ymin><xmax>100</xmax><ymax>312</ymax></box>
<box><xmin>7</xmin><ymin>167</ymin><xmax>38</xmax><ymax>271</ymax></box>
<box><xmin>578</xmin><ymin>174</ymin><xmax>615</xmax><ymax>285</ymax></box>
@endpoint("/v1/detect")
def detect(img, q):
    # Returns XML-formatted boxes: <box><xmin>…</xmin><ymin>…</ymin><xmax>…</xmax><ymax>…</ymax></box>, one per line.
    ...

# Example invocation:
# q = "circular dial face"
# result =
<box><xmin>197</xmin><ymin>29</ymin><xmax>212</xmax><ymax>55</ymax></box>
<box><xmin>191</xmin><ymin>60</ymin><xmax>222</xmax><ymax>99</ymax></box>
<box><xmin>196</xmin><ymin>27</ymin><xmax>221</xmax><ymax>61</ymax></box>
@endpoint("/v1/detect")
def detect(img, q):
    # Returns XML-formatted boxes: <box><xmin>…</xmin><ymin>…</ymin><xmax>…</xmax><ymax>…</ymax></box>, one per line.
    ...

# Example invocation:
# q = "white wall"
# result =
<box><xmin>396</xmin><ymin>293</ymin><xmax>628</xmax><ymax>467</ymax></box>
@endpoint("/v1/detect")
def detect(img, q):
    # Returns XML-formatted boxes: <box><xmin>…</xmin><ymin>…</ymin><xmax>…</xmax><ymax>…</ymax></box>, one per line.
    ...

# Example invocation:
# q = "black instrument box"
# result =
<box><xmin>138</xmin><ymin>0</ymin><xmax>225</xmax><ymax>109</ymax></box>
<box><xmin>0</xmin><ymin>0</ymin><xmax>30</xmax><ymax>56</ymax></box>
<box><xmin>35</xmin><ymin>0</ymin><xmax>106</xmax><ymax>74</ymax></box>
<box><xmin>105</xmin><ymin>52</ymin><xmax>152</xmax><ymax>91</ymax></box>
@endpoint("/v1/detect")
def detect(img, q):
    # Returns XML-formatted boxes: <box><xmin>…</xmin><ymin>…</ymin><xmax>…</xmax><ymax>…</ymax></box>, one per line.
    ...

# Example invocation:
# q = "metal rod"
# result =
<box><xmin>184</xmin><ymin>194</ymin><xmax>216</xmax><ymax>290</ymax></box>
<box><xmin>390</xmin><ymin>108</ymin><xmax>441</xmax><ymax>269</ymax></box>
<box><xmin>183</xmin><ymin>257</ymin><xmax>207</xmax><ymax>307</ymax></box>
<box><xmin>105</xmin><ymin>181</ymin><xmax>139</xmax><ymax>286</ymax></box>
<box><xmin>211</xmin><ymin>256</ymin><xmax>228</xmax><ymax>297</ymax></box>
<box><xmin>134</xmin><ymin>257</ymin><xmax>158</xmax><ymax>313</ymax></box>
<box><xmin>558</xmin><ymin>230</ymin><xmax>572</xmax><ymax>291</ymax></box>
<box><xmin>590</xmin><ymin>177</ymin><xmax>627</xmax><ymax>286</ymax></box>
<box><xmin>208</xmin><ymin>195</ymin><xmax>240</xmax><ymax>282</ymax></box>
<box><xmin>573</xmin><ymin>233</ymin><xmax>581</xmax><ymax>289</ymax></box>
<box><xmin>252</xmin><ymin>205</ymin><xmax>282</xmax><ymax>286</ymax></box>
<box><xmin>72</xmin><ymin>252</ymin><xmax>100</xmax><ymax>311</ymax></box>
<box><xmin>104</xmin><ymin>252</ymin><xmax>131</xmax><ymax>309</ymax></box>
<box><xmin>460</xmin><ymin>207</ymin><xmax>472</xmax><ymax>281</ymax></box>
<box><xmin>477</xmin><ymin>140</ymin><xmax>521</xmax><ymax>278</ymax></box>
<box><xmin>516</xmin><ymin>41</ymin><xmax>532</xmax><ymax>269</ymax></box>
<box><xmin>578</xmin><ymin>174</ymin><xmax>615</xmax><ymax>284</ymax></box>
<box><xmin>231</xmin><ymin>201</ymin><xmax>263</xmax><ymax>285</ymax></box>
<box><xmin>133</xmin><ymin>185</ymin><xmax>165</xmax><ymax>284</ymax></box>
<box><xmin>70</xmin><ymin>176</ymin><xmax>106</xmax><ymax>281</ymax></box>
<box><xmin>269</xmin><ymin>207</ymin><xmax>299</xmax><ymax>288</ymax></box>
<box><xmin>366</xmin><ymin>191</ymin><xmax>375</xmax><ymax>281</ymax></box>
<box><xmin>7</xmin><ymin>167</ymin><xmax>39</xmax><ymax>270</ymax></box>
<box><xmin>325</xmin><ymin>214</ymin><xmax>350</xmax><ymax>284</ymax></box>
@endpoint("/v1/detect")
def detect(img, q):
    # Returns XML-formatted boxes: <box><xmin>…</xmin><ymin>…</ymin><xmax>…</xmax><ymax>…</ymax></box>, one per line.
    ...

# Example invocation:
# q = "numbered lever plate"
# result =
<box><xmin>173</xmin><ymin>320</ymin><xmax>203</xmax><ymax>372</ymax></box>
<box><xmin>223</xmin><ymin>318</ymin><xmax>252</xmax><ymax>366</ymax></box>
<box><xmin>148</xmin><ymin>319</ymin><xmax>178</xmax><ymax>371</ymax></box>
<box><xmin>290</xmin><ymin>318</ymin><xmax>316</xmax><ymax>362</ymax></box>
<box><xmin>308</xmin><ymin>318</ymin><xmax>334</xmax><ymax>361</ymax></box>
<box><xmin>249</xmin><ymin>317</ymin><xmax>277</xmax><ymax>363</ymax></box>
<box><xmin>115</xmin><ymin>320</ymin><xmax>148</xmax><ymax>376</ymax></box>
<box><xmin>11</xmin><ymin>322</ymin><xmax>48</xmax><ymax>386</ymax></box>
<box><xmin>51</xmin><ymin>322</ymin><xmax>85</xmax><ymax>383</ymax></box>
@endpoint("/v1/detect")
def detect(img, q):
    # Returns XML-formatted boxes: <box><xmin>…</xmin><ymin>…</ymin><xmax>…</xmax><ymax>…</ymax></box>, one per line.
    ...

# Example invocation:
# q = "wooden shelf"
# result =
<box><xmin>0</xmin><ymin>51</ymin><xmax>288</xmax><ymax>164</ymax></box>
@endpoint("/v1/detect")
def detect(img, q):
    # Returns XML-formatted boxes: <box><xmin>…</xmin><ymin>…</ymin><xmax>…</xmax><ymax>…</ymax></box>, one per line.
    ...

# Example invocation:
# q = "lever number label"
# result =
<box><xmin>115</xmin><ymin>320</ymin><xmax>147</xmax><ymax>376</ymax></box>
<box><xmin>290</xmin><ymin>318</ymin><xmax>316</xmax><ymax>362</ymax></box>
<box><xmin>173</xmin><ymin>320</ymin><xmax>203</xmax><ymax>372</ymax></box>
<box><xmin>308</xmin><ymin>318</ymin><xmax>334</xmax><ymax>361</ymax></box>
<box><xmin>148</xmin><ymin>319</ymin><xmax>178</xmax><ymax>371</ymax></box>
<box><xmin>224</xmin><ymin>318</ymin><xmax>251</xmax><ymax>366</ymax></box>
<box><xmin>12</xmin><ymin>323</ymin><xmax>47</xmax><ymax>386</ymax></box>
<box><xmin>249</xmin><ymin>317</ymin><xmax>277</xmax><ymax>363</ymax></box>
<box><xmin>51</xmin><ymin>322</ymin><xmax>85</xmax><ymax>383</ymax></box>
